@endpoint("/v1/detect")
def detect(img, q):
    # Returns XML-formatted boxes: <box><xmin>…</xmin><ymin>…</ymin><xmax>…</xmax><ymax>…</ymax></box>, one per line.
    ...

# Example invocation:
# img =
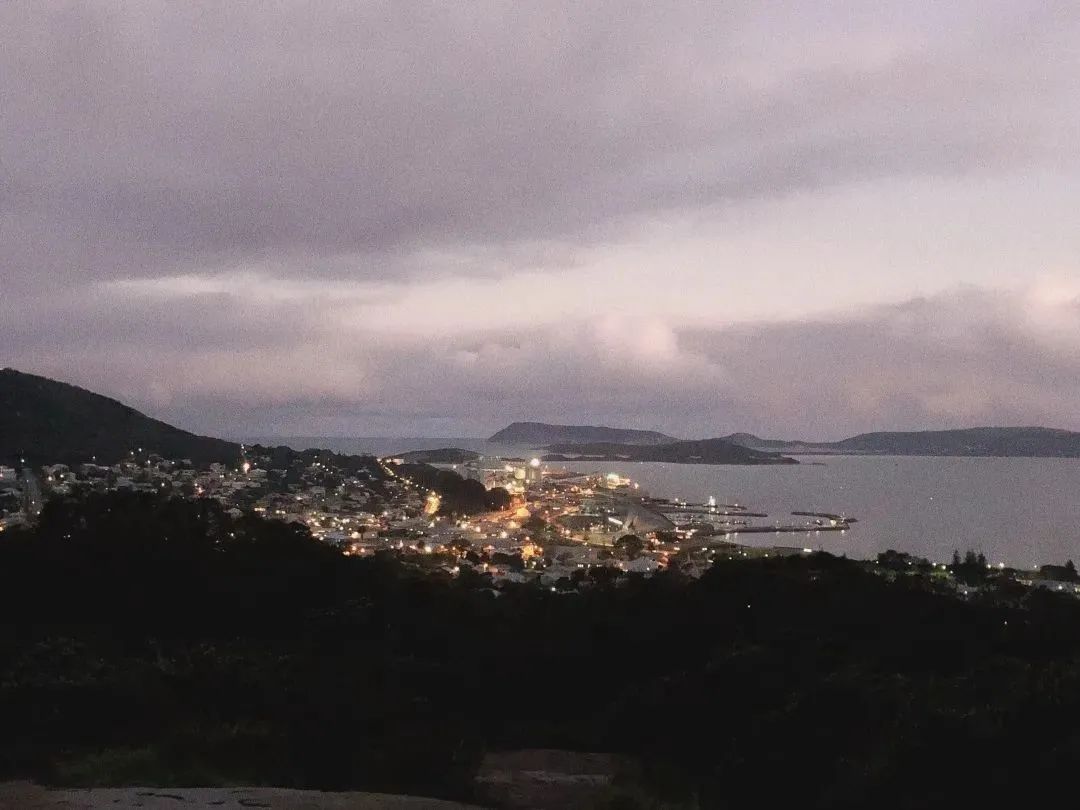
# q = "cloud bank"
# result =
<box><xmin>3</xmin><ymin>2</ymin><xmax>1079</xmax><ymax>436</ymax></box>
<box><xmin>8</xmin><ymin>281</ymin><xmax>1080</xmax><ymax>439</ymax></box>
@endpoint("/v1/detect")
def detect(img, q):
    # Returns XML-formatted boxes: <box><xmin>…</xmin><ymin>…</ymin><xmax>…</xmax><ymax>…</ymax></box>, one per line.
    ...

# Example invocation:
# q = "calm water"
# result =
<box><xmin>249</xmin><ymin>437</ymin><xmax>1080</xmax><ymax>568</ymax></box>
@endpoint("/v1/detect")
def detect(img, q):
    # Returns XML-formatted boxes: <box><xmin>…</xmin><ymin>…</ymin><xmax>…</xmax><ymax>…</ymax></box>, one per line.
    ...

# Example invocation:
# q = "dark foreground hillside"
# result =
<box><xmin>0</xmin><ymin>369</ymin><xmax>239</xmax><ymax>466</ymax></box>
<box><xmin>5</xmin><ymin>493</ymin><xmax>1080</xmax><ymax>808</ymax></box>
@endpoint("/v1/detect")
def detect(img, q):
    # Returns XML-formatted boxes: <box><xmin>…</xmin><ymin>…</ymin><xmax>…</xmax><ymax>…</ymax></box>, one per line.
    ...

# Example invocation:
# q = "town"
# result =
<box><xmin>4</xmin><ymin>446</ymin><xmax>1079</xmax><ymax>599</ymax></box>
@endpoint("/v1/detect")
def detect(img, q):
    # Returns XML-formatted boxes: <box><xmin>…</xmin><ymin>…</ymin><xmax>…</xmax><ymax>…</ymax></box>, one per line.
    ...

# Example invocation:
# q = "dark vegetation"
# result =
<box><xmin>397</xmin><ymin>463</ymin><xmax>511</xmax><ymax>514</ymax></box>
<box><xmin>6</xmin><ymin>495</ymin><xmax>1080</xmax><ymax>806</ymax></box>
<box><xmin>393</xmin><ymin>448</ymin><xmax>481</xmax><ymax>464</ymax></box>
<box><xmin>0</xmin><ymin>369</ymin><xmax>239</xmax><ymax>466</ymax></box>
<box><xmin>724</xmin><ymin>426</ymin><xmax>1080</xmax><ymax>457</ymax></box>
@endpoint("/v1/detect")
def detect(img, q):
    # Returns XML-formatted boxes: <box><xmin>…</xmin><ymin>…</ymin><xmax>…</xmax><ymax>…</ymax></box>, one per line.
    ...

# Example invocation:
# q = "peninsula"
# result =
<box><xmin>0</xmin><ymin>368</ymin><xmax>239</xmax><ymax>466</ymax></box>
<box><xmin>722</xmin><ymin>426</ymin><xmax>1080</xmax><ymax>458</ymax></box>
<box><xmin>542</xmin><ymin>437</ymin><xmax>797</xmax><ymax>465</ymax></box>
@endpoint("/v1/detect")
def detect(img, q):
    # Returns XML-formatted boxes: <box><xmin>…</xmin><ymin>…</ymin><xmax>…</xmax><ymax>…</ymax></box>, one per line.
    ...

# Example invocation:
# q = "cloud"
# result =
<box><xmin>679</xmin><ymin>285</ymin><xmax>1080</xmax><ymax>437</ymax></box>
<box><xmin>3</xmin><ymin>3</ymin><xmax>1080</xmax><ymax>435</ymax></box>
<box><xmin>2</xmin><ymin>1</ymin><xmax>1077</xmax><ymax>291</ymax></box>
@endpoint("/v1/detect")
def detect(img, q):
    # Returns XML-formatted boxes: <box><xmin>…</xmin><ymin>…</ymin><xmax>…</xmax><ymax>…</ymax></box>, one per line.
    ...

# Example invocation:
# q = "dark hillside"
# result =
<box><xmin>0</xmin><ymin>368</ymin><xmax>239</xmax><ymax>466</ymax></box>
<box><xmin>6</xmin><ymin>492</ymin><xmax>1080</xmax><ymax>807</ymax></box>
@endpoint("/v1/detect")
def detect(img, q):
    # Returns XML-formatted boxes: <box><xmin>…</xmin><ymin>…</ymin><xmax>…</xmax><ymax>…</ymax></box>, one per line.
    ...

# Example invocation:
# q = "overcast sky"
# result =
<box><xmin>4</xmin><ymin>1</ymin><xmax>1079</xmax><ymax>439</ymax></box>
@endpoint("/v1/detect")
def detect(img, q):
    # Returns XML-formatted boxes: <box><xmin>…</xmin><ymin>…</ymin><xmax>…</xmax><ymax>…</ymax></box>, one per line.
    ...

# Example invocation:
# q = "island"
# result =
<box><xmin>392</xmin><ymin>448</ymin><xmax>481</xmax><ymax>464</ymax></box>
<box><xmin>542</xmin><ymin>437</ymin><xmax>798</xmax><ymax>465</ymax></box>
<box><xmin>490</xmin><ymin>421</ymin><xmax>676</xmax><ymax>445</ymax></box>
<box><xmin>722</xmin><ymin>426</ymin><xmax>1080</xmax><ymax>458</ymax></box>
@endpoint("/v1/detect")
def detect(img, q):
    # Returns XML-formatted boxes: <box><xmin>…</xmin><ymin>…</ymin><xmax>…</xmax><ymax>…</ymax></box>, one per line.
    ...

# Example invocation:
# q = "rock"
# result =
<box><xmin>0</xmin><ymin>785</ymin><xmax>484</xmax><ymax>810</ymax></box>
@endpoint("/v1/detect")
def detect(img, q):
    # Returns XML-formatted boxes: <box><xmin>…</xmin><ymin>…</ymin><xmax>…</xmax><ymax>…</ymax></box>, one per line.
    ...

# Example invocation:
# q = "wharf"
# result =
<box><xmin>792</xmin><ymin>510</ymin><xmax>857</xmax><ymax>523</ymax></box>
<box><xmin>719</xmin><ymin>524</ymin><xmax>848</xmax><ymax>535</ymax></box>
<box><xmin>658</xmin><ymin>506</ymin><xmax>768</xmax><ymax>518</ymax></box>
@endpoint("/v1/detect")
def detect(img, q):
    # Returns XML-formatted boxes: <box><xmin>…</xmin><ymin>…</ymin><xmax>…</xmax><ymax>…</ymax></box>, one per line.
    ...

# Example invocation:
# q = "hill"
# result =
<box><xmin>0</xmin><ymin>368</ymin><xmax>240</xmax><ymax>466</ymax></box>
<box><xmin>723</xmin><ymin>426</ymin><xmax>1080</xmax><ymax>457</ymax></box>
<box><xmin>832</xmin><ymin>427</ymin><xmax>1080</xmax><ymax>457</ymax></box>
<box><xmin>490</xmin><ymin>421</ymin><xmax>676</xmax><ymax>445</ymax></box>
<box><xmin>720</xmin><ymin>432</ymin><xmax>799</xmax><ymax>450</ymax></box>
<box><xmin>543</xmin><ymin>437</ymin><xmax>797</xmax><ymax>465</ymax></box>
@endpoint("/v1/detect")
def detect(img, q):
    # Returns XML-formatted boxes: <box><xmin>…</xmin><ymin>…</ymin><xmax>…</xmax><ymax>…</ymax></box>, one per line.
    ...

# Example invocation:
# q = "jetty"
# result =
<box><xmin>791</xmin><ymin>511</ymin><xmax>857</xmax><ymax>524</ymax></box>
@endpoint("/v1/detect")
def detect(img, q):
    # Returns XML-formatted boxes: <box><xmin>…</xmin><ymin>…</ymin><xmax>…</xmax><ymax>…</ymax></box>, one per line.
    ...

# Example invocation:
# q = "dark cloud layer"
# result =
<box><xmin>9</xmin><ymin>284</ymin><xmax>1080</xmax><ymax>438</ymax></box>
<box><xmin>4</xmin><ymin>1</ymin><xmax>1077</xmax><ymax>287</ymax></box>
<box><xmin>3</xmin><ymin>2</ymin><xmax>1079</xmax><ymax>435</ymax></box>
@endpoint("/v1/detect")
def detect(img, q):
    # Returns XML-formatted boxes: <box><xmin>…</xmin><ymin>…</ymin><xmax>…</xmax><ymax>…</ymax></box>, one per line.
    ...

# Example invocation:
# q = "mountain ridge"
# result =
<box><xmin>8</xmin><ymin>370</ymin><xmax>1080</xmax><ymax>464</ymax></box>
<box><xmin>722</xmin><ymin>426</ymin><xmax>1080</xmax><ymax>458</ymax></box>
<box><xmin>543</xmin><ymin>437</ymin><xmax>797</xmax><ymax>465</ymax></box>
<box><xmin>0</xmin><ymin>368</ymin><xmax>240</xmax><ymax>466</ymax></box>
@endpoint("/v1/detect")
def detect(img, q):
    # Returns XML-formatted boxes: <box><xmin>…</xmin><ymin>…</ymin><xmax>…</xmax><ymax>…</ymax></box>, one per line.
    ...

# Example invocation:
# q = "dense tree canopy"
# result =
<box><xmin>397</xmin><ymin>464</ymin><xmax>510</xmax><ymax>514</ymax></box>
<box><xmin>5</xmin><ymin>492</ymin><xmax>1080</xmax><ymax>807</ymax></box>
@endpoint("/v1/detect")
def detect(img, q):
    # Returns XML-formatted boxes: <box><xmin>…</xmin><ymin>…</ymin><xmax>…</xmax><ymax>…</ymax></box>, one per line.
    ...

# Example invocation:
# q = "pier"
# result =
<box><xmin>791</xmin><ymin>510</ymin><xmax>857</xmax><ymax>523</ymax></box>
<box><xmin>656</xmin><ymin>506</ymin><xmax>769</xmax><ymax>518</ymax></box>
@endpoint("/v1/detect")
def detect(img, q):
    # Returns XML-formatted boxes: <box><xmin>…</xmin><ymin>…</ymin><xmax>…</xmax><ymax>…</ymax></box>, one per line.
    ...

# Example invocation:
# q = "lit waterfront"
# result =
<box><xmin>257</xmin><ymin>439</ymin><xmax>1080</xmax><ymax>570</ymax></box>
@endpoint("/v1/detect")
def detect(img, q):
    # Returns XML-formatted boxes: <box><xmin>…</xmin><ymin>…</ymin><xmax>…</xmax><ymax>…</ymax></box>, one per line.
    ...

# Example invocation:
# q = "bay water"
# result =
<box><xmin>248</xmin><ymin>437</ymin><xmax>1080</xmax><ymax>568</ymax></box>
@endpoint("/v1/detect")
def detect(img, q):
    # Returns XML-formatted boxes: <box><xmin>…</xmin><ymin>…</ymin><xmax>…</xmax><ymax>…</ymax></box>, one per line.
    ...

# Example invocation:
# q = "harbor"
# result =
<box><xmin>634</xmin><ymin>493</ymin><xmax>855</xmax><ymax>537</ymax></box>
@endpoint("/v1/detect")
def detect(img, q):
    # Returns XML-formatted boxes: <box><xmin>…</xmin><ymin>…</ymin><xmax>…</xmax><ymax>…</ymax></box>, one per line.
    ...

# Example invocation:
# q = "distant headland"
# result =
<box><xmin>489</xmin><ymin>421</ymin><xmax>676</xmax><ymax>445</ymax></box>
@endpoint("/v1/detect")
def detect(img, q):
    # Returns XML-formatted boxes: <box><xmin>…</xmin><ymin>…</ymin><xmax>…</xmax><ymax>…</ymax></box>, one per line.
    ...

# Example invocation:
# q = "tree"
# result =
<box><xmin>616</xmin><ymin>534</ymin><xmax>645</xmax><ymax>561</ymax></box>
<box><xmin>484</xmin><ymin>486</ymin><xmax>512</xmax><ymax>511</ymax></box>
<box><xmin>522</xmin><ymin>514</ymin><xmax>549</xmax><ymax>533</ymax></box>
<box><xmin>492</xmin><ymin>551</ymin><xmax>525</xmax><ymax>571</ymax></box>
<box><xmin>952</xmin><ymin>549</ymin><xmax>988</xmax><ymax>586</ymax></box>
<box><xmin>878</xmin><ymin>549</ymin><xmax>914</xmax><ymax>572</ymax></box>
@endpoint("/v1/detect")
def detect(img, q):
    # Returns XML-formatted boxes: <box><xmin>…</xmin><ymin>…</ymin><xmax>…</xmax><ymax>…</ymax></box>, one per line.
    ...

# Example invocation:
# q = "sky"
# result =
<box><xmin>3</xmin><ymin>1</ymin><xmax>1080</xmax><ymax>439</ymax></box>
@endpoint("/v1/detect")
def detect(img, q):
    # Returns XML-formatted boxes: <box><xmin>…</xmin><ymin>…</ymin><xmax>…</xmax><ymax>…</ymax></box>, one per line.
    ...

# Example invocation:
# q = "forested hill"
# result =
<box><xmin>723</xmin><ymin>426</ymin><xmax>1080</xmax><ymax>457</ymax></box>
<box><xmin>832</xmin><ymin>427</ymin><xmax>1080</xmax><ymax>457</ymax></box>
<box><xmin>0</xmin><ymin>368</ymin><xmax>240</xmax><ymax>466</ymax></box>
<box><xmin>490</xmin><ymin>421</ymin><xmax>676</xmax><ymax>445</ymax></box>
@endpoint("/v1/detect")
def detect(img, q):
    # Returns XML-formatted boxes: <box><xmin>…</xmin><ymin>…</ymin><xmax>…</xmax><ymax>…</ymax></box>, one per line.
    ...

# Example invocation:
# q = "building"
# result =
<box><xmin>525</xmin><ymin>458</ymin><xmax>543</xmax><ymax>485</ymax></box>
